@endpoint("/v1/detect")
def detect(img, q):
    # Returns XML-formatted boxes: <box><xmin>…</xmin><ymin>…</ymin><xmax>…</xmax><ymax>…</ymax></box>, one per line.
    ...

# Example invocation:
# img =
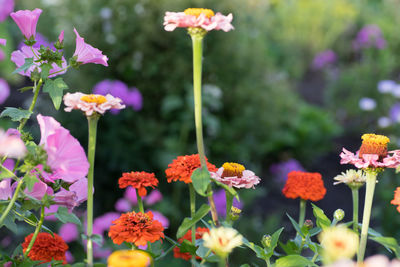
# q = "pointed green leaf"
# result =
<box><xmin>370</xmin><ymin>236</ymin><xmax>400</xmax><ymax>257</ymax></box>
<box><xmin>1</xmin><ymin>211</ymin><xmax>18</xmax><ymax>233</ymax></box>
<box><xmin>0</xmin><ymin>107</ymin><xmax>32</xmax><ymax>122</ymax></box>
<box><xmin>213</xmin><ymin>179</ymin><xmax>238</xmax><ymax>200</ymax></box>
<box><xmin>286</xmin><ymin>213</ymin><xmax>304</xmax><ymax>237</ymax></box>
<box><xmin>18</xmin><ymin>86</ymin><xmax>34</xmax><ymax>92</ymax></box>
<box><xmin>42</xmin><ymin>77</ymin><xmax>69</xmax><ymax>110</ymax></box>
<box><xmin>276</xmin><ymin>255</ymin><xmax>318</xmax><ymax>267</ymax></box>
<box><xmin>40</xmin><ymin>63</ymin><xmax>52</xmax><ymax>79</ymax></box>
<box><xmin>55</xmin><ymin>206</ymin><xmax>82</xmax><ymax>226</ymax></box>
<box><xmin>177</xmin><ymin>204</ymin><xmax>210</xmax><ymax>238</ymax></box>
<box><xmin>12</xmin><ymin>57</ymin><xmax>34</xmax><ymax>74</ymax></box>
<box><xmin>191</xmin><ymin>168</ymin><xmax>211</xmax><ymax>196</ymax></box>
<box><xmin>180</xmin><ymin>240</ymin><xmax>198</xmax><ymax>254</ymax></box>
<box><xmin>311</xmin><ymin>203</ymin><xmax>331</xmax><ymax>229</ymax></box>
<box><xmin>266</xmin><ymin>227</ymin><xmax>284</xmax><ymax>257</ymax></box>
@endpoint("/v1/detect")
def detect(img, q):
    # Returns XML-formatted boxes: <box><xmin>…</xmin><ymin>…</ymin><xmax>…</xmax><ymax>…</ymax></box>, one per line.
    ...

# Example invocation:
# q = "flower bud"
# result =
<box><xmin>261</xmin><ymin>234</ymin><xmax>271</xmax><ymax>248</ymax></box>
<box><xmin>30</xmin><ymin>67</ymin><xmax>40</xmax><ymax>81</ymax></box>
<box><xmin>334</xmin><ymin>209</ymin><xmax>345</xmax><ymax>221</ymax></box>
<box><xmin>230</xmin><ymin>206</ymin><xmax>241</xmax><ymax>221</ymax></box>
<box><xmin>304</xmin><ymin>219</ymin><xmax>313</xmax><ymax>229</ymax></box>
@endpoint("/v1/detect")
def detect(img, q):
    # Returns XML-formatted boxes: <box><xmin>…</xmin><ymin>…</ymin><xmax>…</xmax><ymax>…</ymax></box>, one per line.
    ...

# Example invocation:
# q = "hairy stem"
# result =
<box><xmin>352</xmin><ymin>188</ymin><xmax>359</xmax><ymax>233</ymax></box>
<box><xmin>23</xmin><ymin>205</ymin><xmax>45</xmax><ymax>258</ymax></box>
<box><xmin>18</xmin><ymin>79</ymin><xmax>42</xmax><ymax>131</ymax></box>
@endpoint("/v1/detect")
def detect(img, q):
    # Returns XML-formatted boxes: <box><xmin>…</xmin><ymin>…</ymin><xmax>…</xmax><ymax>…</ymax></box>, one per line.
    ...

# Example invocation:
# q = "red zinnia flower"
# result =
<box><xmin>282</xmin><ymin>171</ymin><xmax>326</xmax><ymax>201</ymax></box>
<box><xmin>391</xmin><ymin>187</ymin><xmax>400</xmax><ymax>213</ymax></box>
<box><xmin>165</xmin><ymin>154</ymin><xmax>218</xmax><ymax>183</ymax></box>
<box><xmin>108</xmin><ymin>211</ymin><xmax>164</xmax><ymax>246</ymax></box>
<box><xmin>22</xmin><ymin>232</ymin><xmax>69</xmax><ymax>264</ymax></box>
<box><xmin>173</xmin><ymin>227</ymin><xmax>210</xmax><ymax>261</ymax></box>
<box><xmin>118</xmin><ymin>171</ymin><xmax>159</xmax><ymax>197</ymax></box>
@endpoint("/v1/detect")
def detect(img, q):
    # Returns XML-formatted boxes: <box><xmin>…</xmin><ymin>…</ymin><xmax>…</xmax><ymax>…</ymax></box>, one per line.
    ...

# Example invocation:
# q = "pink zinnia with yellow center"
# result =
<box><xmin>211</xmin><ymin>162</ymin><xmax>260</xmax><ymax>189</ymax></box>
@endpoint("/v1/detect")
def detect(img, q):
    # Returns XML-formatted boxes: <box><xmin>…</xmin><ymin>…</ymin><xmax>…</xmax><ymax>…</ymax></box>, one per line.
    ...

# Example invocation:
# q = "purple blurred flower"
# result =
<box><xmin>93</xmin><ymin>79</ymin><xmax>143</xmax><ymax>113</ymax></box>
<box><xmin>312</xmin><ymin>50</ymin><xmax>336</xmax><ymax>70</ymax></box>
<box><xmin>0</xmin><ymin>78</ymin><xmax>10</xmax><ymax>105</ymax></box>
<box><xmin>148</xmin><ymin>210</ymin><xmax>169</xmax><ymax>228</ymax></box>
<box><xmin>378</xmin><ymin>80</ymin><xmax>396</xmax><ymax>94</ymax></box>
<box><xmin>59</xmin><ymin>223</ymin><xmax>79</xmax><ymax>243</ymax></box>
<box><xmin>93</xmin><ymin>212</ymin><xmax>119</xmax><ymax>235</ymax></box>
<box><xmin>0</xmin><ymin>159</ymin><xmax>14</xmax><ymax>200</ymax></box>
<box><xmin>390</xmin><ymin>103</ymin><xmax>400</xmax><ymax>123</ymax></box>
<box><xmin>44</xmin><ymin>205</ymin><xmax>59</xmax><ymax>221</ymax></box>
<box><xmin>115</xmin><ymin>198</ymin><xmax>131</xmax><ymax>212</ymax></box>
<box><xmin>353</xmin><ymin>24</ymin><xmax>386</xmax><ymax>50</ymax></box>
<box><xmin>359</xmin><ymin>97</ymin><xmax>376</xmax><ymax>111</ymax></box>
<box><xmin>378</xmin><ymin>117</ymin><xmax>391</xmax><ymax>128</ymax></box>
<box><xmin>212</xmin><ymin>189</ymin><xmax>242</xmax><ymax>217</ymax></box>
<box><xmin>145</xmin><ymin>189</ymin><xmax>162</xmax><ymax>205</ymax></box>
<box><xmin>124</xmin><ymin>187</ymin><xmax>138</xmax><ymax>205</ymax></box>
<box><xmin>0</xmin><ymin>0</ymin><xmax>14</xmax><ymax>22</ymax></box>
<box><xmin>270</xmin><ymin>159</ymin><xmax>305</xmax><ymax>183</ymax></box>
<box><xmin>0</xmin><ymin>50</ymin><xmax>5</xmax><ymax>61</ymax></box>
<box><xmin>65</xmin><ymin>251</ymin><xmax>74</xmax><ymax>263</ymax></box>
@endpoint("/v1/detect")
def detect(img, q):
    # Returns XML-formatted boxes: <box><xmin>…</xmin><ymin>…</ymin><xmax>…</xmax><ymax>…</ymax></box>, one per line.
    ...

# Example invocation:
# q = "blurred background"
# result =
<box><xmin>1</xmin><ymin>0</ymin><xmax>400</xmax><ymax>265</ymax></box>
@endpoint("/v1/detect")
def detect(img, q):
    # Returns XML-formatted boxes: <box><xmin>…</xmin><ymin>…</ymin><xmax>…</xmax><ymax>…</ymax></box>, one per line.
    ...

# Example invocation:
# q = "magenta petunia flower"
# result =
<box><xmin>11</xmin><ymin>45</ymin><xmax>67</xmax><ymax>78</ymax></box>
<box><xmin>37</xmin><ymin>114</ymin><xmax>89</xmax><ymax>183</ymax></box>
<box><xmin>164</xmin><ymin>8</ymin><xmax>234</xmax><ymax>32</ymax></box>
<box><xmin>0</xmin><ymin>78</ymin><xmax>10</xmax><ymax>105</ymax></box>
<box><xmin>73</xmin><ymin>28</ymin><xmax>108</xmax><ymax>66</ymax></box>
<box><xmin>10</xmin><ymin>8</ymin><xmax>42</xmax><ymax>40</ymax></box>
<box><xmin>63</xmin><ymin>92</ymin><xmax>125</xmax><ymax>116</ymax></box>
<box><xmin>0</xmin><ymin>0</ymin><xmax>14</xmax><ymax>22</ymax></box>
<box><xmin>0</xmin><ymin>129</ymin><xmax>26</xmax><ymax>158</ymax></box>
<box><xmin>211</xmin><ymin>162</ymin><xmax>261</xmax><ymax>189</ymax></box>
<box><xmin>340</xmin><ymin>134</ymin><xmax>400</xmax><ymax>169</ymax></box>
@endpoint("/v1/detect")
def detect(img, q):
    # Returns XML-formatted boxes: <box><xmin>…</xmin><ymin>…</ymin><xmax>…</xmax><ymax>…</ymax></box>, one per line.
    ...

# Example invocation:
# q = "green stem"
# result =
<box><xmin>207</xmin><ymin>186</ymin><xmax>220</xmax><ymax>226</ymax></box>
<box><xmin>299</xmin><ymin>199</ymin><xmax>306</xmax><ymax>227</ymax></box>
<box><xmin>311</xmin><ymin>252</ymin><xmax>318</xmax><ymax>263</ymax></box>
<box><xmin>18</xmin><ymin>79</ymin><xmax>42</xmax><ymax>131</ymax></box>
<box><xmin>266</xmin><ymin>259</ymin><xmax>271</xmax><ymax>267</ymax></box>
<box><xmin>200</xmin><ymin>249</ymin><xmax>212</xmax><ymax>265</ymax></box>
<box><xmin>219</xmin><ymin>258</ymin><xmax>226</xmax><ymax>267</ymax></box>
<box><xmin>357</xmin><ymin>171</ymin><xmax>378</xmax><ymax>262</ymax></box>
<box><xmin>86</xmin><ymin>115</ymin><xmax>99</xmax><ymax>267</ymax></box>
<box><xmin>0</xmin><ymin>178</ymin><xmax>23</xmax><ymax>225</ymax></box>
<box><xmin>23</xmin><ymin>205</ymin><xmax>45</xmax><ymax>258</ymax></box>
<box><xmin>352</xmin><ymin>188</ymin><xmax>359</xmax><ymax>233</ymax></box>
<box><xmin>189</xmin><ymin>184</ymin><xmax>196</xmax><ymax>248</ymax></box>
<box><xmin>225</xmin><ymin>190</ymin><xmax>234</xmax><ymax>224</ymax></box>
<box><xmin>136</xmin><ymin>189</ymin><xmax>145</xmax><ymax>213</ymax></box>
<box><xmin>191</xmin><ymin>34</ymin><xmax>207</xmax><ymax>169</ymax></box>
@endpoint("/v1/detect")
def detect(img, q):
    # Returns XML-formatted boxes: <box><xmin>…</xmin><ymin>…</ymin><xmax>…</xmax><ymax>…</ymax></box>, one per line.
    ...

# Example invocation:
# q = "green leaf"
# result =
<box><xmin>266</xmin><ymin>227</ymin><xmax>284</xmax><ymax>257</ymax></box>
<box><xmin>213</xmin><ymin>180</ymin><xmax>238</xmax><ymax>200</ymax></box>
<box><xmin>91</xmin><ymin>234</ymin><xmax>103</xmax><ymax>246</ymax></box>
<box><xmin>276</xmin><ymin>255</ymin><xmax>318</xmax><ymax>267</ymax></box>
<box><xmin>24</xmin><ymin>175</ymin><xmax>39</xmax><ymax>191</ymax></box>
<box><xmin>0</xmin><ymin>107</ymin><xmax>32</xmax><ymax>122</ymax></box>
<box><xmin>42</xmin><ymin>77</ymin><xmax>69</xmax><ymax>110</ymax></box>
<box><xmin>191</xmin><ymin>168</ymin><xmax>211</xmax><ymax>196</ymax></box>
<box><xmin>40</xmin><ymin>63</ymin><xmax>52</xmax><ymax>79</ymax></box>
<box><xmin>18</xmin><ymin>86</ymin><xmax>34</xmax><ymax>92</ymax></box>
<box><xmin>180</xmin><ymin>240</ymin><xmax>198</xmax><ymax>254</ymax></box>
<box><xmin>12</xmin><ymin>57</ymin><xmax>34</xmax><ymax>74</ymax></box>
<box><xmin>243</xmin><ymin>237</ymin><xmax>267</xmax><ymax>259</ymax></box>
<box><xmin>311</xmin><ymin>203</ymin><xmax>331</xmax><ymax>229</ymax></box>
<box><xmin>177</xmin><ymin>204</ymin><xmax>211</xmax><ymax>238</ymax></box>
<box><xmin>1</xmin><ymin>211</ymin><xmax>18</xmax><ymax>233</ymax></box>
<box><xmin>286</xmin><ymin>213</ymin><xmax>304</xmax><ymax>237</ymax></box>
<box><xmin>55</xmin><ymin>206</ymin><xmax>82</xmax><ymax>226</ymax></box>
<box><xmin>196</xmin><ymin>241</ymin><xmax>219</xmax><ymax>262</ymax></box>
<box><xmin>370</xmin><ymin>236</ymin><xmax>400</xmax><ymax>257</ymax></box>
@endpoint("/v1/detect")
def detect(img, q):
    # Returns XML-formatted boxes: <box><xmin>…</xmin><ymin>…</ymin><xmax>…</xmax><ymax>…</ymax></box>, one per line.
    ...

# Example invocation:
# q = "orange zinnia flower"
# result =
<box><xmin>282</xmin><ymin>171</ymin><xmax>326</xmax><ymax>201</ymax></box>
<box><xmin>391</xmin><ymin>187</ymin><xmax>400</xmax><ymax>213</ymax></box>
<box><xmin>22</xmin><ymin>232</ymin><xmax>69</xmax><ymax>264</ymax></box>
<box><xmin>165</xmin><ymin>154</ymin><xmax>218</xmax><ymax>183</ymax></box>
<box><xmin>173</xmin><ymin>227</ymin><xmax>210</xmax><ymax>261</ymax></box>
<box><xmin>108</xmin><ymin>211</ymin><xmax>164</xmax><ymax>246</ymax></box>
<box><xmin>119</xmin><ymin>171</ymin><xmax>159</xmax><ymax>197</ymax></box>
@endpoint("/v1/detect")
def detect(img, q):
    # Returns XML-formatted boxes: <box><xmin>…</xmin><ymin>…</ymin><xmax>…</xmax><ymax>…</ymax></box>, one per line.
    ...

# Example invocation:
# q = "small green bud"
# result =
<box><xmin>261</xmin><ymin>234</ymin><xmax>271</xmax><ymax>248</ymax></box>
<box><xmin>230</xmin><ymin>206</ymin><xmax>241</xmax><ymax>221</ymax></box>
<box><xmin>304</xmin><ymin>219</ymin><xmax>313</xmax><ymax>229</ymax></box>
<box><xmin>334</xmin><ymin>209</ymin><xmax>345</xmax><ymax>221</ymax></box>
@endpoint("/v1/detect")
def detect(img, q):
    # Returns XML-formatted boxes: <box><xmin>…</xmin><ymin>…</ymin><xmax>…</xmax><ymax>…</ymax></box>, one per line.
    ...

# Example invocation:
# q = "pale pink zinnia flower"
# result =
<box><xmin>63</xmin><ymin>92</ymin><xmax>125</xmax><ymax>116</ymax></box>
<box><xmin>0</xmin><ymin>129</ymin><xmax>26</xmax><ymax>158</ymax></box>
<box><xmin>211</xmin><ymin>162</ymin><xmax>260</xmax><ymax>189</ymax></box>
<box><xmin>164</xmin><ymin>8</ymin><xmax>234</xmax><ymax>32</ymax></box>
<box><xmin>73</xmin><ymin>28</ymin><xmax>108</xmax><ymax>66</ymax></box>
<box><xmin>10</xmin><ymin>8</ymin><xmax>42</xmax><ymax>40</ymax></box>
<box><xmin>340</xmin><ymin>134</ymin><xmax>400</xmax><ymax>169</ymax></box>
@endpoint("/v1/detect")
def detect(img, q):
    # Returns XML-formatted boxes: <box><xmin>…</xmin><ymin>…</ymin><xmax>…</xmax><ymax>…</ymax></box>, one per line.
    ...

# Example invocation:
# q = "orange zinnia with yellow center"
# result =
<box><xmin>222</xmin><ymin>162</ymin><xmax>245</xmax><ymax>178</ymax></box>
<box><xmin>359</xmin><ymin>133</ymin><xmax>390</xmax><ymax>158</ymax></box>
<box><xmin>80</xmin><ymin>94</ymin><xmax>107</xmax><ymax>104</ymax></box>
<box><xmin>184</xmin><ymin>8</ymin><xmax>215</xmax><ymax>18</ymax></box>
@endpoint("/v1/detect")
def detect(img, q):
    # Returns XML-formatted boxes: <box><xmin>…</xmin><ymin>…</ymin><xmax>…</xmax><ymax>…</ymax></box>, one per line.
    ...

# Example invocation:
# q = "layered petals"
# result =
<box><xmin>73</xmin><ymin>28</ymin><xmax>108</xmax><ymax>66</ymax></box>
<box><xmin>211</xmin><ymin>166</ymin><xmax>260</xmax><ymax>189</ymax></box>
<box><xmin>340</xmin><ymin>148</ymin><xmax>400</xmax><ymax>169</ymax></box>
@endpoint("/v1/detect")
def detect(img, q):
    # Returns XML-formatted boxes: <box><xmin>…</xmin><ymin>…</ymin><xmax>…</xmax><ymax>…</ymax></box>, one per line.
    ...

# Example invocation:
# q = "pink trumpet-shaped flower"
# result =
<box><xmin>10</xmin><ymin>8</ymin><xmax>42</xmax><ymax>40</ymax></box>
<box><xmin>0</xmin><ymin>129</ymin><xmax>26</xmax><ymax>158</ymax></box>
<box><xmin>73</xmin><ymin>28</ymin><xmax>108</xmax><ymax>66</ymax></box>
<box><xmin>0</xmin><ymin>0</ymin><xmax>14</xmax><ymax>22</ymax></box>
<box><xmin>58</xmin><ymin>30</ymin><xmax>64</xmax><ymax>43</ymax></box>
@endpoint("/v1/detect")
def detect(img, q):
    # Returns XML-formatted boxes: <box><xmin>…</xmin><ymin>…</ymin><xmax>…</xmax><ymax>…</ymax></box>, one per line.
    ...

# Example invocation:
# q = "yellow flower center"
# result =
<box><xmin>184</xmin><ymin>8</ymin><xmax>215</xmax><ymax>18</ymax></box>
<box><xmin>108</xmin><ymin>250</ymin><xmax>151</xmax><ymax>267</ymax></box>
<box><xmin>222</xmin><ymin>162</ymin><xmax>245</xmax><ymax>178</ymax></box>
<box><xmin>80</xmin><ymin>94</ymin><xmax>107</xmax><ymax>104</ymax></box>
<box><xmin>359</xmin><ymin>133</ymin><xmax>390</xmax><ymax>158</ymax></box>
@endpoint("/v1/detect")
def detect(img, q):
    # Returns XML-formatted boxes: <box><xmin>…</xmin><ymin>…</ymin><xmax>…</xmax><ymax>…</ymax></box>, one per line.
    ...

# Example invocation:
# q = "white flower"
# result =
<box><xmin>333</xmin><ymin>169</ymin><xmax>366</xmax><ymax>188</ymax></box>
<box><xmin>202</xmin><ymin>227</ymin><xmax>243</xmax><ymax>258</ymax></box>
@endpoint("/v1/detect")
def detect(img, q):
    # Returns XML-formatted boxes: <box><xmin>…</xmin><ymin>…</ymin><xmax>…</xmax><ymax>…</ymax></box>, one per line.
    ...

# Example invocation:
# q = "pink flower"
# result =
<box><xmin>115</xmin><ymin>198</ymin><xmax>131</xmax><ymax>212</ymax></box>
<box><xmin>44</xmin><ymin>205</ymin><xmax>59</xmax><ymax>221</ymax></box>
<box><xmin>0</xmin><ymin>129</ymin><xmax>26</xmax><ymax>158</ymax></box>
<box><xmin>0</xmin><ymin>78</ymin><xmax>10</xmax><ymax>104</ymax></box>
<box><xmin>0</xmin><ymin>38</ymin><xmax>6</xmax><ymax>46</ymax></box>
<box><xmin>10</xmin><ymin>8</ymin><xmax>42</xmax><ymax>40</ymax></box>
<box><xmin>73</xmin><ymin>28</ymin><xmax>108</xmax><ymax>66</ymax></box>
<box><xmin>325</xmin><ymin>255</ymin><xmax>400</xmax><ymax>267</ymax></box>
<box><xmin>63</xmin><ymin>92</ymin><xmax>125</xmax><ymax>116</ymax></box>
<box><xmin>58</xmin><ymin>30</ymin><xmax>64</xmax><ymax>44</ymax></box>
<box><xmin>0</xmin><ymin>0</ymin><xmax>14</xmax><ymax>22</ymax></box>
<box><xmin>11</xmin><ymin>45</ymin><xmax>67</xmax><ymax>77</ymax></box>
<box><xmin>59</xmin><ymin>223</ymin><xmax>79</xmax><ymax>243</ymax></box>
<box><xmin>145</xmin><ymin>189</ymin><xmax>162</xmax><ymax>205</ymax></box>
<box><xmin>65</xmin><ymin>251</ymin><xmax>74</xmax><ymax>263</ymax></box>
<box><xmin>124</xmin><ymin>187</ymin><xmax>138</xmax><ymax>205</ymax></box>
<box><xmin>210</xmin><ymin>162</ymin><xmax>260</xmax><ymax>189</ymax></box>
<box><xmin>0</xmin><ymin>159</ymin><xmax>14</xmax><ymax>200</ymax></box>
<box><xmin>93</xmin><ymin>212</ymin><xmax>120</xmax><ymax>235</ymax></box>
<box><xmin>148</xmin><ymin>210</ymin><xmax>169</xmax><ymax>228</ymax></box>
<box><xmin>24</xmin><ymin>179</ymin><xmax>53</xmax><ymax>200</ymax></box>
<box><xmin>163</xmin><ymin>8</ymin><xmax>234</xmax><ymax>32</ymax></box>
<box><xmin>37</xmin><ymin>114</ymin><xmax>89</xmax><ymax>183</ymax></box>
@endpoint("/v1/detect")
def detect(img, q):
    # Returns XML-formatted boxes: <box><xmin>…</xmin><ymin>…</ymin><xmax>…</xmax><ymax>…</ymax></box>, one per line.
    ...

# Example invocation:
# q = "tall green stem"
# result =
<box><xmin>86</xmin><ymin>115</ymin><xmax>99</xmax><ymax>267</ymax></box>
<box><xmin>23</xmin><ymin>205</ymin><xmax>45</xmax><ymax>258</ymax></box>
<box><xmin>225</xmin><ymin>191</ymin><xmax>234</xmax><ymax>224</ymax></box>
<box><xmin>352</xmin><ymin>188</ymin><xmax>359</xmax><ymax>233</ymax></box>
<box><xmin>0</xmin><ymin>178</ymin><xmax>23</xmax><ymax>225</ymax></box>
<box><xmin>136</xmin><ymin>189</ymin><xmax>145</xmax><ymax>213</ymax></box>
<box><xmin>299</xmin><ymin>199</ymin><xmax>306</xmax><ymax>227</ymax></box>
<box><xmin>207</xmin><ymin>187</ymin><xmax>220</xmax><ymax>226</ymax></box>
<box><xmin>18</xmin><ymin>79</ymin><xmax>42</xmax><ymax>131</ymax></box>
<box><xmin>357</xmin><ymin>171</ymin><xmax>377</xmax><ymax>262</ymax></box>
<box><xmin>189</xmin><ymin>184</ymin><xmax>196</xmax><ymax>247</ymax></box>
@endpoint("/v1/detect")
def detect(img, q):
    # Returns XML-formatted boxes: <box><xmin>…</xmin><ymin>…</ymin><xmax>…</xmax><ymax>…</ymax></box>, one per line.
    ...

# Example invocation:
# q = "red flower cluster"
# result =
<box><xmin>165</xmin><ymin>154</ymin><xmax>217</xmax><ymax>183</ymax></box>
<box><xmin>282</xmin><ymin>171</ymin><xmax>326</xmax><ymax>201</ymax></box>
<box><xmin>119</xmin><ymin>171</ymin><xmax>159</xmax><ymax>197</ymax></box>
<box><xmin>22</xmin><ymin>232</ymin><xmax>69</xmax><ymax>264</ymax></box>
<box><xmin>173</xmin><ymin>227</ymin><xmax>210</xmax><ymax>261</ymax></box>
<box><xmin>108</xmin><ymin>211</ymin><xmax>164</xmax><ymax>246</ymax></box>
<box><xmin>391</xmin><ymin>187</ymin><xmax>400</xmax><ymax>213</ymax></box>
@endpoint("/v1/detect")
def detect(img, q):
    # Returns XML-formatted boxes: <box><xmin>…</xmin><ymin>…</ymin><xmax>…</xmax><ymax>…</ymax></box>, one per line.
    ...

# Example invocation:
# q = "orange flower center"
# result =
<box><xmin>359</xmin><ymin>133</ymin><xmax>390</xmax><ymax>158</ymax></box>
<box><xmin>184</xmin><ymin>8</ymin><xmax>215</xmax><ymax>18</ymax></box>
<box><xmin>222</xmin><ymin>162</ymin><xmax>245</xmax><ymax>178</ymax></box>
<box><xmin>80</xmin><ymin>94</ymin><xmax>107</xmax><ymax>104</ymax></box>
<box><xmin>333</xmin><ymin>240</ymin><xmax>346</xmax><ymax>250</ymax></box>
